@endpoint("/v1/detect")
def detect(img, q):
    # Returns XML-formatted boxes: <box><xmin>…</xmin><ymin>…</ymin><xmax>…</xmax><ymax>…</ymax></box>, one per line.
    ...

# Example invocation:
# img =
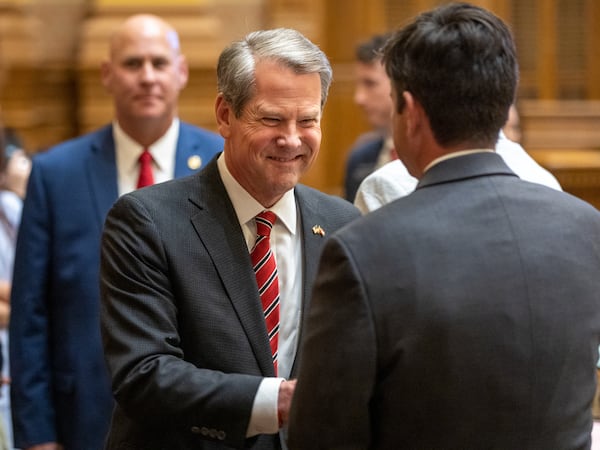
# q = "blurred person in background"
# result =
<box><xmin>353</xmin><ymin>103</ymin><xmax>560</xmax><ymax>214</ymax></box>
<box><xmin>9</xmin><ymin>14</ymin><xmax>223</xmax><ymax>450</ymax></box>
<box><xmin>0</xmin><ymin>125</ymin><xmax>32</xmax><ymax>450</ymax></box>
<box><xmin>503</xmin><ymin>103</ymin><xmax>522</xmax><ymax>143</ymax></box>
<box><xmin>343</xmin><ymin>33</ymin><xmax>395</xmax><ymax>202</ymax></box>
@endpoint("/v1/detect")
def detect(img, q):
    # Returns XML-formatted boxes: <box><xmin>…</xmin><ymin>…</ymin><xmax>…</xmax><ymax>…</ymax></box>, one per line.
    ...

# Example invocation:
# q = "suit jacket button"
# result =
<box><xmin>217</xmin><ymin>431</ymin><xmax>226</xmax><ymax>440</ymax></box>
<box><xmin>190</xmin><ymin>426</ymin><xmax>201</xmax><ymax>434</ymax></box>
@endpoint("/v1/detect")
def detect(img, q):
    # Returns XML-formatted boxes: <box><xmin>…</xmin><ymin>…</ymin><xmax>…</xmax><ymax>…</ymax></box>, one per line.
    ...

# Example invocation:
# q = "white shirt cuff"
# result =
<box><xmin>246</xmin><ymin>377</ymin><xmax>285</xmax><ymax>437</ymax></box>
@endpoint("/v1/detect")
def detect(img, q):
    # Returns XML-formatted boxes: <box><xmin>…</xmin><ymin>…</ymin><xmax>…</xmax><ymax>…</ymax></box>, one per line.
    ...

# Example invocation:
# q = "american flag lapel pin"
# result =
<box><xmin>312</xmin><ymin>225</ymin><xmax>325</xmax><ymax>237</ymax></box>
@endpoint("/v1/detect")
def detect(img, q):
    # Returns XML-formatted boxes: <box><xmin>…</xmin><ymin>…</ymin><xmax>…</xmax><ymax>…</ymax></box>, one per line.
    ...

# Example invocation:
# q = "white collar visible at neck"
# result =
<box><xmin>113</xmin><ymin>118</ymin><xmax>180</xmax><ymax>179</ymax></box>
<box><xmin>424</xmin><ymin>148</ymin><xmax>494</xmax><ymax>173</ymax></box>
<box><xmin>217</xmin><ymin>153</ymin><xmax>297</xmax><ymax>236</ymax></box>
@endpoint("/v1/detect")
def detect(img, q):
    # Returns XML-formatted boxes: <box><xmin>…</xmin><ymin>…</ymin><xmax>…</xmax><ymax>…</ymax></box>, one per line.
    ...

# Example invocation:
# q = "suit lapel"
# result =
<box><xmin>173</xmin><ymin>122</ymin><xmax>219</xmax><ymax>178</ymax></box>
<box><xmin>290</xmin><ymin>186</ymin><xmax>329</xmax><ymax>375</ymax></box>
<box><xmin>86</xmin><ymin>126</ymin><xmax>119</xmax><ymax>226</ymax></box>
<box><xmin>295</xmin><ymin>188</ymin><xmax>324</xmax><ymax>320</ymax></box>
<box><xmin>174</xmin><ymin>122</ymin><xmax>197</xmax><ymax>178</ymax></box>
<box><xmin>188</xmin><ymin>160</ymin><xmax>276</xmax><ymax>376</ymax></box>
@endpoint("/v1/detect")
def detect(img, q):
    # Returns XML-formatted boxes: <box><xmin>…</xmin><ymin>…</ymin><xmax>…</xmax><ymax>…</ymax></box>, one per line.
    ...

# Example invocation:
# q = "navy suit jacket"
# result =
<box><xmin>290</xmin><ymin>152</ymin><xmax>600</xmax><ymax>449</ymax></box>
<box><xmin>343</xmin><ymin>133</ymin><xmax>384</xmax><ymax>202</ymax></box>
<box><xmin>9</xmin><ymin>122</ymin><xmax>223</xmax><ymax>450</ymax></box>
<box><xmin>99</xmin><ymin>158</ymin><xmax>360</xmax><ymax>449</ymax></box>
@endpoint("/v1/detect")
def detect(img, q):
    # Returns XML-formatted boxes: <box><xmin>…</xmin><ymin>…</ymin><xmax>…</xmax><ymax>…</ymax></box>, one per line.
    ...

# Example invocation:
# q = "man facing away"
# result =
<box><xmin>99</xmin><ymin>28</ymin><xmax>359</xmax><ymax>449</ymax></box>
<box><xmin>9</xmin><ymin>14</ymin><xmax>223</xmax><ymax>450</ymax></box>
<box><xmin>289</xmin><ymin>3</ymin><xmax>600</xmax><ymax>449</ymax></box>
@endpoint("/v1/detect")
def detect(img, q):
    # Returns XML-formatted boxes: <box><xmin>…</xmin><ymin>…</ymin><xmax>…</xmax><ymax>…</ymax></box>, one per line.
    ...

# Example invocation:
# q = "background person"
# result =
<box><xmin>9</xmin><ymin>14</ymin><xmax>223</xmax><ymax>450</ymax></box>
<box><xmin>343</xmin><ymin>33</ymin><xmax>395</xmax><ymax>202</ymax></box>
<box><xmin>289</xmin><ymin>3</ymin><xmax>600</xmax><ymax>449</ymax></box>
<box><xmin>354</xmin><ymin>126</ymin><xmax>562</xmax><ymax>214</ymax></box>
<box><xmin>0</xmin><ymin>126</ymin><xmax>31</xmax><ymax>450</ymax></box>
<box><xmin>99</xmin><ymin>27</ymin><xmax>359</xmax><ymax>449</ymax></box>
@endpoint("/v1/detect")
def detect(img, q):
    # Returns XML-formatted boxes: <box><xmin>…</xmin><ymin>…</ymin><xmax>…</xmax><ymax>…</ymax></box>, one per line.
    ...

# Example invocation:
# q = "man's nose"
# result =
<box><xmin>277</xmin><ymin>124</ymin><xmax>302</xmax><ymax>148</ymax></box>
<box><xmin>140</xmin><ymin>62</ymin><xmax>157</xmax><ymax>82</ymax></box>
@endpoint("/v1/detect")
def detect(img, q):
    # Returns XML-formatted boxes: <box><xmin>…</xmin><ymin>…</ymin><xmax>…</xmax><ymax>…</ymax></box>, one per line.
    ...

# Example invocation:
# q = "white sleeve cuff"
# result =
<box><xmin>246</xmin><ymin>377</ymin><xmax>285</xmax><ymax>437</ymax></box>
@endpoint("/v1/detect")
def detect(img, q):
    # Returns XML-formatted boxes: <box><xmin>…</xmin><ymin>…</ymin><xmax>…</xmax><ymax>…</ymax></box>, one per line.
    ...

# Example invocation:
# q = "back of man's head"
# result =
<box><xmin>383</xmin><ymin>2</ymin><xmax>518</xmax><ymax>148</ymax></box>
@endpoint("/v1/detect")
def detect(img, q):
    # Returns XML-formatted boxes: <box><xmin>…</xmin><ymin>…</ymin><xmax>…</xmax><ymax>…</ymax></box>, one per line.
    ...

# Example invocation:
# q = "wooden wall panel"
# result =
<box><xmin>1</xmin><ymin>0</ymin><xmax>600</xmax><ymax>201</ymax></box>
<box><xmin>587</xmin><ymin>0</ymin><xmax>600</xmax><ymax>99</ymax></box>
<box><xmin>306</xmin><ymin>0</ymin><xmax>385</xmax><ymax>195</ymax></box>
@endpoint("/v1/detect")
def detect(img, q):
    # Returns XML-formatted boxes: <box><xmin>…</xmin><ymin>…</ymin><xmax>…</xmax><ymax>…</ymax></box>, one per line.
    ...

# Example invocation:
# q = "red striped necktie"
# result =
<box><xmin>250</xmin><ymin>211</ymin><xmax>280</xmax><ymax>375</ymax></box>
<box><xmin>137</xmin><ymin>148</ymin><xmax>154</xmax><ymax>188</ymax></box>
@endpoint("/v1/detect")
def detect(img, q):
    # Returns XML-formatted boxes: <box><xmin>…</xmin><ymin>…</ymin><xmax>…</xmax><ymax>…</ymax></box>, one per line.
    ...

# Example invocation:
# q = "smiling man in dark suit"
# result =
<box><xmin>99</xmin><ymin>28</ymin><xmax>359</xmax><ymax>450</ymax></box>
<box><xmin>289</xmin><ymin>3</ymin><xmax>600</xmax><ymax>449</ymax></box>
<box><xmin>9</xmin><ymin>14</ymin><xmax>223</xmax><ymax>450</ymax></box>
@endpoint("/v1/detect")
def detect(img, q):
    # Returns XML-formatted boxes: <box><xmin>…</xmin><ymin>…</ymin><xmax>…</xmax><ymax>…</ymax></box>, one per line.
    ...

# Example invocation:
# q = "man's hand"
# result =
<box><xmin>0</xmin><ymin>280</ymin><xmax>10</xmax><ymax>305</ymax></box>
<box><xmin>26</xmin><ymin>444</ymin><xmax>64</xmax><ymax>450</ymax></box>
<box><xmin>277</xmin><ymin>379</ymin><xmax>297</xmax><ymax>427</ymax></box>
<box><xmin>0</xmin><ymin>301</ymin><xmax>9</xmax><ymax>329</ymax></box>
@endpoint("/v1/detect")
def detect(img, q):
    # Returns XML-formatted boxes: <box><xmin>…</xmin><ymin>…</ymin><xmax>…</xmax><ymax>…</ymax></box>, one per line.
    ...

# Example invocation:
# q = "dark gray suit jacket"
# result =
<box><xmin>289</xmin><ymin>152</ymin><xmax>600</xmax><ymax>450</ymax></box>
<box><xmin>100</xmin><ymin>156</ymin><xmax>360</xmax><ymax>450</ymax></box>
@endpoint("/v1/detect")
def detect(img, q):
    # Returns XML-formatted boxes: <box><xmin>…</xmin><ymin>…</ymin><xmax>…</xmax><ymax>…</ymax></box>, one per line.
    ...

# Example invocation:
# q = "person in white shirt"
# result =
<box><xmin>354</xmin><ymin>128</ymin><xmax>561</xmax><ymax>214</ymax></box>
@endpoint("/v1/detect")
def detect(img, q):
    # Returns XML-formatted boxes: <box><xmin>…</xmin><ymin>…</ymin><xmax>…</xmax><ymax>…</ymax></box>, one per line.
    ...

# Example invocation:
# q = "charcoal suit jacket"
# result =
<box><xmin>100</xmin><ymin>156</ymin><xmax>360</xmax><ymax>450</ymax></box>
<box><xmin>289</xmin><ymin>152</ymin><xmax>600</xmax><ymax>450</ymax></box>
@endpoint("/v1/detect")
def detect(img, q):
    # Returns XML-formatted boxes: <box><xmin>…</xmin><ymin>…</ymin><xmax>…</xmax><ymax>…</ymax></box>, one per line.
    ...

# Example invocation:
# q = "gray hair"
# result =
<box><xmin>217</xmin><ymin>28</ymin><xmax>332</xmax><ymax>117</ymax></box>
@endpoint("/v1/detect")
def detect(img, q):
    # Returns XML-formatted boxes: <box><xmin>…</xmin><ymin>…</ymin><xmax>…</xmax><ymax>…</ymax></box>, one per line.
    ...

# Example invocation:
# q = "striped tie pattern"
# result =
<box><xmin>251</xmin><ymin>211</ymin><xmax>280</xmax><ymax>374</ymax></box>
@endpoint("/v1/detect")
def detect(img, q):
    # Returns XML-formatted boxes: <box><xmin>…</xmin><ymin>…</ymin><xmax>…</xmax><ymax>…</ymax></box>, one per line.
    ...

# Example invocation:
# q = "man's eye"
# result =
<box><xmin>153</xmin><ymin>59</ymin><xmax>169</xmax><ymax>69</ymax></box>
<box><xmin>123</xmin><ymin>60</ymin><xmax>142</xmax><ymax>69</ymax></box>
<box><xmin>261</xmin><ymin>118</ymin><xmax>280</xmax><ymax>126</ymax></box>
<box><xmin>299</xmin><ymin>119</ymin><xmax>317</xmax><ymax>128</ymax></box>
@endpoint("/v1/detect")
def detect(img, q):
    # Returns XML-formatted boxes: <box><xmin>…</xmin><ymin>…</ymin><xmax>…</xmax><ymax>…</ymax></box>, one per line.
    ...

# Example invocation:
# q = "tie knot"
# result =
<box><xmin>255</xmin><ymin>211</ymin><xmax>277</xmax><ymax>237</ymax></box>
<box><xmin>139</xmin><ymin>148</ymin><xmax>153</xmax><ymax>164</ymax></box>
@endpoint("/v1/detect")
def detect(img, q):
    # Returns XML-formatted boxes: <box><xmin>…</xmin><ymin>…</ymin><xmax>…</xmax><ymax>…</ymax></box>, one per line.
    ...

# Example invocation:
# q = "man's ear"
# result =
<box><xmin>176</xmin><ymin>55</ymin><xmax>189</xmax><ymax>90</ymax></box>
<box><xmin>100</xmin><ymin>60</ymin><xmax>112</xmax><ymax>92</ymax></box>
<box><xmin>403</xmin><ymin>91</ymin><xmax>422</xmax><ymax>138</ymax></box>
<box><xmin>215</xmin><ymin>94</ymin><xmax>232</xmax><ymax>138</ymax></box>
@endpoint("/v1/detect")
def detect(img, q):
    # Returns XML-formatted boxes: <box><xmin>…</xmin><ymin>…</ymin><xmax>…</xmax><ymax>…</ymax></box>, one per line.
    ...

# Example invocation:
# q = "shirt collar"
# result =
<box><xmin>113</xmin><ymin>118</ymin><xmax>179</xmax><ymax>177</ymax></box>
<box><xmin>217</xmin><ymin>153</ymin><xmax>297</xmax><ymax>235</ymax></box>
<box><xmin>424</xmin><ymin>148</ymin><xmax>494</xmax><ymax>173</ymax></box>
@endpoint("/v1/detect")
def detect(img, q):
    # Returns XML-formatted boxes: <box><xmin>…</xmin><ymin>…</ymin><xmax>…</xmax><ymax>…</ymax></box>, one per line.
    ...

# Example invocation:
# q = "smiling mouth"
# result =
<box><xmin>269</xmin><ymin>155</ymin><xmax>303</xmax><ymax>162</ymax></box>
<box><xmin>136</xmin><ymin>94</ymin><xmax>160</xmax><ymax>101</ymax></box>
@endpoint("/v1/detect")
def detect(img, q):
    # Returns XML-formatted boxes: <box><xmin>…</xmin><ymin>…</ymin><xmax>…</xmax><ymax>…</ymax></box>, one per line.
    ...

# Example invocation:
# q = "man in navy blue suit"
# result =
<box><xmin>9</xmin><ymin>14</ymin><xmax>223</xmax><ymax>450</ymax></box>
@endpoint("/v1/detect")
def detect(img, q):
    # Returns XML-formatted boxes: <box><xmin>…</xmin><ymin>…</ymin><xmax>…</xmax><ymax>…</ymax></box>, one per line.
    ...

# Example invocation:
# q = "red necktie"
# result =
<box><xmin>137</xmin><ymin>148</ymin><xmax>154</xmax><ymax>188</ymax></box>
<box><xmin>250</xmin><ymin>211</ymin><xmax>280</xmax><ymax>375</ymax></box>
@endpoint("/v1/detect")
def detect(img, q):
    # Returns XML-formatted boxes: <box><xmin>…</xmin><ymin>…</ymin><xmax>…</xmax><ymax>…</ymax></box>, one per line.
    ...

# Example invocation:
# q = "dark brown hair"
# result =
<box><xmin>383</xmin><ymin>2</ymin><xmax>518</xmax><ymax>148</ymax></box>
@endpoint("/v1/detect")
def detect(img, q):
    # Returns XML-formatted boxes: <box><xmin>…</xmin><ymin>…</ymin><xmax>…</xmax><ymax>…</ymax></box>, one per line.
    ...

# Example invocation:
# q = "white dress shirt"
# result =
<box><xmin>113</xmin><ymin>119</ymin><xmax>180</xmax><ymax>196</ymax></box>
<box><xmin>217</xmin><ymin>154</ymin><xmax>302</xmax><ymax>437</ymax></box>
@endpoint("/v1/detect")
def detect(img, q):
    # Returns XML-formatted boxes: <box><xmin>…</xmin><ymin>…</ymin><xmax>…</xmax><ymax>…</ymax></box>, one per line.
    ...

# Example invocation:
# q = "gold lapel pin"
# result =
<box><xmin>312</xmin><ymin>225</ymin><xmax>325</xmax><ymax>237</ymax></box>
<box><xmin>187</xmin><ymin>155</ymin><xmax>202</xmax><ymax>170</ymax></box>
